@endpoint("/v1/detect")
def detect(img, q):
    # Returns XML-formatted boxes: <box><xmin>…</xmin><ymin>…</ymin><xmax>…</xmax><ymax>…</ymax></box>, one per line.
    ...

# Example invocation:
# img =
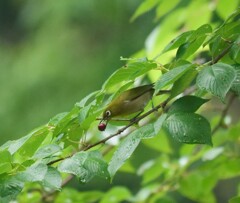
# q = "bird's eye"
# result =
<box><xmin>105</xmin><ymin>110</ymin><xmax>111</xmax><ymax>117</ymax></box>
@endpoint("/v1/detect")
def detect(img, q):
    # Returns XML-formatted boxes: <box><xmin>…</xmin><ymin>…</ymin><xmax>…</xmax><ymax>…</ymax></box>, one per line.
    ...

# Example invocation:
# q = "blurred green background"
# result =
<box><xmin>0</xmin><ymin>0</ymin><xmax>155</xmax><ymax>144</ymax></box>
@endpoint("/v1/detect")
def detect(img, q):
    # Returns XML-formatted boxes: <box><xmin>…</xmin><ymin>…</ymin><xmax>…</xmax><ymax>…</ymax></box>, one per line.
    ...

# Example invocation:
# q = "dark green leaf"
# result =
<box><xmin>196</xmin><ymin>63</ymin><xmax>236</xmax><ymax>101</ymax></box>
<box><xmin>0</xmin><ymin>177</ymin><xmax>24</xmax><ymax>203</ymax></box>
<box><xmin>231</xmin><ymin>64</ymin><xmax>240</xmax><ymax>95</ymax></box>
<box><xmin>164</xmin><ymin>112</ymin><xmax>212</xmax><ymax>145</ymax></box>
<box><xmin>103</xmin><ymin>61</ymin><xmax>157</xmax><ymax>90</ymax></box>
<box><xmin>168</xmin><ymin>96</ymin><xmax>209</xmax><ymax>114</ymax></box>
<box><xmin>154</xmin><ymin>63</ymin><xmax>192</xmax><ymax>94</ymax></box>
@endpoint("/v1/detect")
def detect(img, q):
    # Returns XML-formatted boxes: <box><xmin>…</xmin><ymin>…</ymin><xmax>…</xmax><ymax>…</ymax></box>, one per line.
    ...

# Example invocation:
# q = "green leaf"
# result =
<box><xmin>176</xmin><ymin>24</ymin><xmax>212</xmax><ymax>59</ymax></box>
<box><xmin>103</xmin><ymin>61</ymin><xmax>157</xmax><ymax>90</ymax></box>
<box><xmin>163</xmin><ymin>112</ymin><xmax>212</xmax><ymax>145</ymax></box>
<box><xmin>231</xmin><ymin>64</ymin><xmax>240</xmax><ymax>95</ymax></box>
<box><xmin>170</xmin><ymin>68</ymin><xmax>198</xmax><ymax>98</ymax></box>
<box><xmin>196</xmin><ymin>63</ymin><xmax>236</xmax><ymax>101</ymax></box>
<box><xmin>33</xmin><ymin>144</ymin><xmax>62</xmax><ymax>159</ymax></box>
<box><xmin>230</xmin><ymin>36</ymin><xmax>240</xmax><ymax>63</ymax></box>
<box><xmin>155</xmin><ymin>0</ymin><xmax>180</xmax><ymax>20</ymax></box>
<box><xmin>100</xmin><ymin>186</ymin><xmax>132</xmax><ymax>203</ymax></box>
<box><xmin>0</xmin><ymin>177</ymin><xmax>24</xmax><ymax>203</ymax></box>
<box><xmin>42</xmin><ymin>167</ymin><xmax>62</xmax><ymax>190</ymax></box>
<box><xmin>0</xmin><ymin>150</ymin><xmax>12</xmax><ymax>174</ymax></box>
<box><xmin>154</xmin><ymin>114</ymin><xmax>167</xmax><ymax>134</ymax></box>
<box><xmin>229</xmin><ymin>196</ymin><xmax>240</xmax><ymax>203</ymax></box>
<box><xmin>108</xmin><ymin>130</ymin><xmax>141</xmax><ymax>178</ymax></box>
<box><xmin>18</xmin><ymin>163</ymin><xmax>48</xmax><ymax>182</ymax></box>
<box><xmin>154</xmin><ymin>63</ymin><xmax>193</xmax><ymax>94</ymax></box>
<box><xmin>58</xmin><ymin>151</ymin><xmax>109</xmax><ymax>183</ymax></box>
<box><xmin>168</xmin><ymin>95</ymin><xmax>209</xmax><ymax>114</ymax></box>
<box><xmin>108</xmin><ymin>124</ymin><xmax>156</xmax><ymax>178</ymax></box>
<box><xmin>14</xmin><ymin>126</ymin><xmax>49</xmax><ymax>159</ymax></box>
<box><xmin>161</xmin><ymin>31</ymin><xmax>194</xmax><ymax>54</ymax></box>
<box><xmin>130</xmin><ymin>0</ymin><xmax>160</xmax><ymax>22</ymax></box>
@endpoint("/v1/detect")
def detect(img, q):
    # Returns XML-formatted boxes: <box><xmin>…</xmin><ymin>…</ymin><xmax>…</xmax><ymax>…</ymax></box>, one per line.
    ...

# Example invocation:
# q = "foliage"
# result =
<box><xmin>1</xmin><ymin>1</ymin><xmax>240</xmax><ymax>203</ymax></box>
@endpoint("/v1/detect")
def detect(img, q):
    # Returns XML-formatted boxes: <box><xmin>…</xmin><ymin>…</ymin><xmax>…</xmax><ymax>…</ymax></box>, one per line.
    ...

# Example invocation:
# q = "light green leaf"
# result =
<box><xmin>0</xmin><ymin>150</ymin><xmax>12</xmax><ymax>174</ymax></box>
<box><xmin>170</xmin><ymin>68</ymin><xmax>198</xmax><ymax>98</ymax></box>
<box><xmin>103</xmin><ymin>61</ymin><xmax>157</xmax><ymax>90</ymax></box>
<box><xmin>154</xmin><ymin>114</ymin><xmax>167</xmax><ymax>134</ymax></box>
<box><xmin>58</xmin><ymin>151</ymin><xmax>109</xmax><ymax>183</ymax></box>
<box><xmin>155</xmin><ymin>0</ymin><xmax>180</xmax><ymax>20</ymax></box>
<box><xmin>33</xmin><ymin>144</ymin><xmax>62</xmax><ymax>159</ymax></box>
<box><xmin>229</xmin><ymin>196</ymin><xmax>240</xmax><ymax>203</ymax></box>
<box><xmin>154</xmin><ymin>63</ymin><xmax>192</xmax><ymax>94</ymax></box>
<box><xmin>130</xmin><ymin>0</ymin><xmax>160</xmax><ymax>22</ymax></box>
<box><xmin>216</xmin><ymin>0</ymin><xmax>239</xmax><ymax>20</ymax></box>
<box><xmin>168</xmin><ymin>95</ymin><xmax>209</xmax><ymax>114</ymax></box>
<box><xmin>108</xmin><ymin>130</ymin><xmax>141</xmax><ymax>178</ymax></box>
<box><xmin>43</xmin><ymin>167</ymin><xmax>62</xmax><ymax>190</ymax></box>
<box><xmin>18</xmin><ymin>163</ymin><xmax>48</xmax><ymax>182</ymax></box>
<box><xmin>100</xmin><ymin>186</ymin><xmax>132</xmax><ymax>203</ymax></box>
<box><xmin>196</xmin><ymin>63</ymin><xmax>236</xmax><ymax>101</ymax></box>
<box><xmin>161</xmin><ymin>31</ymin><xmax>194</xmax><ymax>54</ymax></box>
<box><xmin>164</xmin><ymin>112</ymin><xmax>212</xmax><ymax>145</ymax></box>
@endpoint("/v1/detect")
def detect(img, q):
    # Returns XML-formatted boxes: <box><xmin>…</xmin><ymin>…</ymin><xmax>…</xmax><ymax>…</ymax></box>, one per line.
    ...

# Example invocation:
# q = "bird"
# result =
<box><xmin>98</xmin><ymin>84</ymin><xmax>170</xmax><ymax>131</ymax></box>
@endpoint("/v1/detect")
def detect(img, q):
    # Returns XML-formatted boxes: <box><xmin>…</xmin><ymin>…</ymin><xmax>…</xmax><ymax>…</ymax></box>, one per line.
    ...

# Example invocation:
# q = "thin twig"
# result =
<box><xmin>210</xmin><ymin>44</ymin><xmax>233</xmax><ymax>65</ymax></box>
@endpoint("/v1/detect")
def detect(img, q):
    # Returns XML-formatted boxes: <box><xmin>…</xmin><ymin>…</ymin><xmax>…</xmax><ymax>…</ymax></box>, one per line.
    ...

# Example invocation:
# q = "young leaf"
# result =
<box><xmin>229</xmin><ymin>196</ymin><xmax>240</xmax><ymax>203</ymax></box>
<box><xmin>154</xmin><ymin>63</ymin><xmax>192</xmax><ymax>94</ymax></box>
<box><xmin>163</xmin><ymin>112</ymin><xmax>212</xmax><ymax>145</ymax></box>
<box><xmin>168</xmin><ymin>95</ymin><xmax>209</xmax><ymax>114</ymax></box>
<box><xmin>196</xmin><ymin>63</ymin><xmax>236</xmax><ymax>101</ymax></box>
<box><xmin>230</xmin><ymin>64</ymin><xmax>240</xmax><ymax>95</ymax></box>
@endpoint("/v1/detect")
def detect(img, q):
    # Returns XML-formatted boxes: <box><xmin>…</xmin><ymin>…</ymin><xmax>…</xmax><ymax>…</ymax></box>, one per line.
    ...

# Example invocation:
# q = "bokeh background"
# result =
<box><xmin>0</xmin><ymin>0</ymin><xmax>155</xmax><ymax>144</ymax></box>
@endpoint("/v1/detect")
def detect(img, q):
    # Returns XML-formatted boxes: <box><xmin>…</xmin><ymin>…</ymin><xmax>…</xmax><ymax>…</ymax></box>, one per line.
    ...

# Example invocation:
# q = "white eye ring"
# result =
<box><xmin>105</xmin><ymin>110</ymin><xmax>111</xmax><ymax>117</ymax></box>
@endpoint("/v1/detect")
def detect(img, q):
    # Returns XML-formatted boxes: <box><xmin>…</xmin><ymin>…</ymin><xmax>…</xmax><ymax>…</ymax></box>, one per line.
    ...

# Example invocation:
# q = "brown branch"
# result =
<box><xmin>210</xmin><ymin>44</ymin><xmax>233</xmax><ymax>65</ymax></box>
<box><xmin>211</xmin><ymin>93</ymin><xmax>236</xmax><ymax>135</ymax></box>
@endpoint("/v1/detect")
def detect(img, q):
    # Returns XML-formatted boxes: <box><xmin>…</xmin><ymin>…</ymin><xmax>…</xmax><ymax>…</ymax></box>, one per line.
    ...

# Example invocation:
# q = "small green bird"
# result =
<box><xmin>98</xmin><ymin>84</ymin><xmax>170</xmax><ymax>131</ymax></box>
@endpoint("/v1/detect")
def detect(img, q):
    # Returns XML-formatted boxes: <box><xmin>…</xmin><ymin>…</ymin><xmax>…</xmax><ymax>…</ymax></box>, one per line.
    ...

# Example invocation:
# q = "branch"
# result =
<box><xmin>211</xmin><ymin>93</ymin><xmax>236</xmax><ymax>135</ymax></box>
<box><xmin>210</xmin><ymin>44</ymin><xmax>233</xmax><ymax>65</ymax></box>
